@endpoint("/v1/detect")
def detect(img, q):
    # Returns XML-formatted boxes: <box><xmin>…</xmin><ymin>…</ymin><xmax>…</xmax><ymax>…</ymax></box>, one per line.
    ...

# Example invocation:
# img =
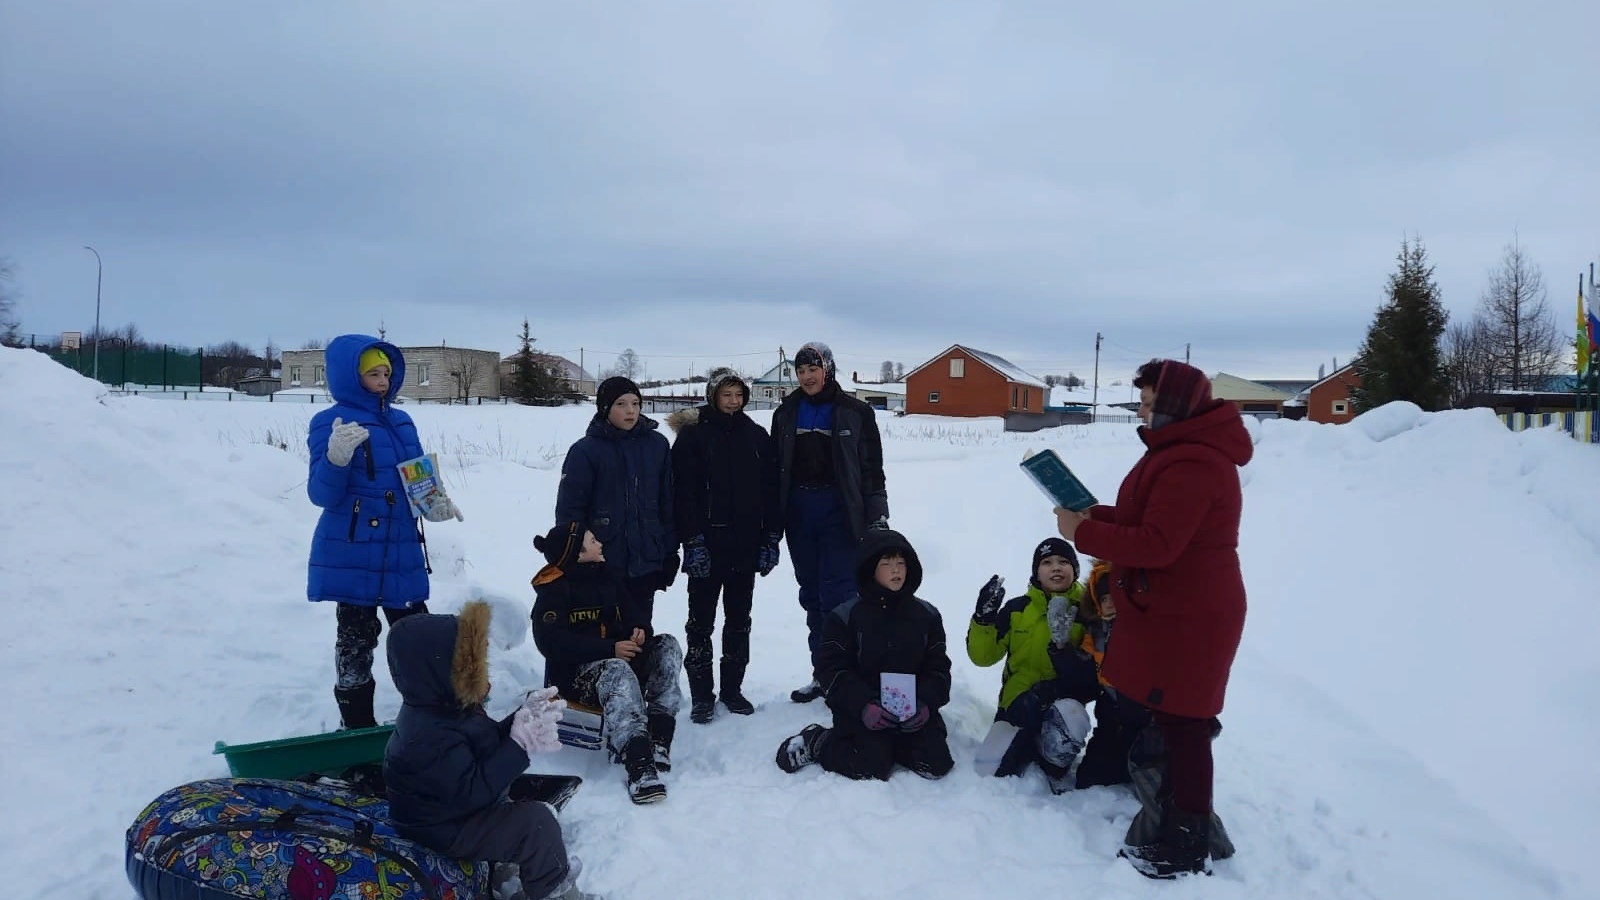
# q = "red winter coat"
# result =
<box><xmin>1073</xmin><ymin>401</ymin><xmax>1252</xmax><ymax>719</ymax></box>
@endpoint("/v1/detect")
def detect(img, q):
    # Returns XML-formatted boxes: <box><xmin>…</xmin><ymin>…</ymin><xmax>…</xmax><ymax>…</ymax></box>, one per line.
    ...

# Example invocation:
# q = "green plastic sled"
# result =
<box><xmin>213</xmin><ymin>724</ymin><xmax>394</xmax><ymax>779</ymax></box>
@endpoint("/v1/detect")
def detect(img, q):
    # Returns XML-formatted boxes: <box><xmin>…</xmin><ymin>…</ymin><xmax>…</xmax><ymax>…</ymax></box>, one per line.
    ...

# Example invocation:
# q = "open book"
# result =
<box><xmin>395</xmin><ymin>453</ymin><xmax>451</xmax><ymax>520</ymax></box>
<box><xmin>1020</xmin><ymin>448</ymin><xmax>1097</xmax><ymax>512</ymax></box>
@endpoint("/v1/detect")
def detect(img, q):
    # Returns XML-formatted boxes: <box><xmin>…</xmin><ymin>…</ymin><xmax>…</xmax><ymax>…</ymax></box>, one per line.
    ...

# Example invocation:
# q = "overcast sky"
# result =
<box><xmin>4</xmin><ymin>0</ymin><xmax>1596</xmax><ymax>385</ymax></box>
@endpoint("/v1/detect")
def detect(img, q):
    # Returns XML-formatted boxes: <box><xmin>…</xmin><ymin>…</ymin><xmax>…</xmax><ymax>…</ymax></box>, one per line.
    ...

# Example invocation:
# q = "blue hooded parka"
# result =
<box><xmin>306</xmin><ymin>334</ymin><xmax>430</xmax><ymax>607</ymax></box>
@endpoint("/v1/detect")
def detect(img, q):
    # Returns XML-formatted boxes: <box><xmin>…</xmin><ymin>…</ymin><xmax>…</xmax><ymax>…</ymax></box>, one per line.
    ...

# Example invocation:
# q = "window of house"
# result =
<box><xmin>417</xmin><ymin>364</ymin><xmax>431</xmax><ymax>385</ymax></box>
<box><xmin>313</xmin><ymin>365</ymin><xmax>325</xmax><ymax>385</ymax></box>
<box><xmin>1023</xmin><ymin>388</ymin><xmax>1030</xmax><ymax>408</ymax></box>
<box><xmin>289</xmin><ymin>366</ymin><xmax>302</xmax><ymax>386</ymax></box>
<box><xmin>1011</xmin><ymin>386</ymin><xmax>1019</xmax><ymax>408</ymax></box>
<box><xmin>1332</xmin><ymin>400</ymin><xmax>1349</xmax><ymax>415</ymax></box>
<box><xmin>929</xmin><ymin>391</ymin><xmax>941</xmax><ymax>403</ymax></box>
<box><xmin>949</xmin><ymin>358</ymin><xmax>965</xmax><ymax>378</ymax></box>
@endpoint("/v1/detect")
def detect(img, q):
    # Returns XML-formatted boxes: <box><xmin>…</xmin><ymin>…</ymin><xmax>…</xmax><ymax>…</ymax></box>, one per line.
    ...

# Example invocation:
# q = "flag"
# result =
<box><xmin>1582</xmin><ymin>285</ymin><xmax>1593</xmax><ymax>376</ymax></box>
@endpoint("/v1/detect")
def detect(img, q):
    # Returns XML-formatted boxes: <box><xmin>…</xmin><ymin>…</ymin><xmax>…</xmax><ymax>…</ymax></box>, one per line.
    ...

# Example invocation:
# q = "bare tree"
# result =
<box><xmin>879</xmin><ymin>360</ymin><xmax>895</xmax><ymax>382</ymax></box>
<box><xmin>299</xmin><ymin>338</ymin><xmax>325</xmax><ymax>350</ymax></box>
<box><xmin>605</xmin><ymin>348</ymin><xmax>645</xmax><ymax>381</ymax></box>
<box><xmin>0</xmin><ymin>257</ymin><xmax>20</xmax><ymax>346</ymax></box>
<box><xmin>1443</xmin><ymin>317</ymin><xmax>1496</xmax><ymax>407</ymax></box>
<box><xmin>894</xmin><ymin>362</ymin><xmax>905</xmax><ymax>380</ymax></box>
<box><xmin>1479</xmin><ymin>235</ymin><xmax>1563</xmax><ymax>390</ymax></box>
<box><xmin>204</xmin><ymin>340</ymin><xmax>257</xmax><ymax>387</ymax></box>
<box><xmin>446</xmin><ymin>349</ymin><xmax>489</xmax><ymax>402</ymax></box>
<box><xmin>263</xmin><ymin>339</ymin><xmax>280</xmax><ymax>373</ymax></box>
<box><xmin>116</xmin><ymin>322</ymin><xmax>147</xmax><ymax>350</ymax></box>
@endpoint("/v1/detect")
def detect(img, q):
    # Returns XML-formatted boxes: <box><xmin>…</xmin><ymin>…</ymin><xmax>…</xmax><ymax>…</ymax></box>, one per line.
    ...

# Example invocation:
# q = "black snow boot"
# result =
<box><xmin>621</xmin><ymin>734</ymin><xmax>666</xmax><ymax>804</ymax></box>
<box><xmin>335</xmin><ymin>681</ymin><xmax>377</xmax><ymax>730</ymax></box>
<box><xmin>648</xmin><ymin>712</ymin><xmax>676</xmax><ymax>773</ymax></box>
<box><xmin>720</xmin><ymin>659</ymin><xmax>755</xmax><ymax>715</ymax></box>
<box><xmin>687</xmin><ymin>657</ymin><xmax>716</xmax><ymax>724</ymax></box>
<box><xmin>790</xmin><ymin>678</ymin><xmax>823</xmax><ymax>703</ymax></box>
<box><xmin>775</xmin><ymin>724</ymin><xmax>830</xmax><ymax>773</ymax></box>
<box><xmin>1123</xmin><ymin>807</ymin><xmax>1212</xmax><ymax>879</ymax></box>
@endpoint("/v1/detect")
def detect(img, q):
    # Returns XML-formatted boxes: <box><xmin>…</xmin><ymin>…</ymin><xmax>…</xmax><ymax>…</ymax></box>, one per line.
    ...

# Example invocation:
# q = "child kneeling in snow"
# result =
<box><xmin>383</xmin><ymin>601</ymin><xmax>599</xmax><ymax>900</ymax></box>
<box><xmin>531</xmin><ymin>523</ymin><xmax>684</xmax><ymax>804</ymax></box>
<box><xmin>968</xmin><ymin>540</ymin><xmax>1138</xmax><ymax>792</ymax></box>
<box><xmin>775</xmin><ymin>529</ymin><xmax>954</xmax><ymax>781</ymax></box>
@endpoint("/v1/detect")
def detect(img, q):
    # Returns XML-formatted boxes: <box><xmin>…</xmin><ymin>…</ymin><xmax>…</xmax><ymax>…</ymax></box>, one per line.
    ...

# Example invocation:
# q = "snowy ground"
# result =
<box><xmin>2</xmin><ymin>345</ymin><xmax>1595</xmax><ymax>899</ymax></box>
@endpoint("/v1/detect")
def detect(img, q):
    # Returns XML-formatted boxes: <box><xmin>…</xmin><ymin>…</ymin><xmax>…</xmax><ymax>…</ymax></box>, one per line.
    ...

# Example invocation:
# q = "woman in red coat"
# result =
<box><xmin>1057</xmin><ymin>359</ymin><xmax>1251</xmax><ymax>879</ymax></box>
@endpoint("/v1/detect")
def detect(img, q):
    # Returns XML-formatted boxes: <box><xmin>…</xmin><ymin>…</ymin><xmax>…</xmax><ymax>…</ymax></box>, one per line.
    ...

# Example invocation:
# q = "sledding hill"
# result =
<box><xmin>1</xmin><ymin>345</ymin><xmax>1592</xmax><ymax>899</ymax></box>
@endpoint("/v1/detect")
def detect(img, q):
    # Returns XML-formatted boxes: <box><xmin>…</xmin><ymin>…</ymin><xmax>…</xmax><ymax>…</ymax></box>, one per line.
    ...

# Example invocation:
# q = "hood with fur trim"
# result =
<box><xmin>386</xmin><ymin>600</ymin><xmax>492</xmax><ymax>711</ymax></box>
<box><xmin>665</xmin><ymin>406</ymin><xmax>700</xmax><ymax>434</ymax></box>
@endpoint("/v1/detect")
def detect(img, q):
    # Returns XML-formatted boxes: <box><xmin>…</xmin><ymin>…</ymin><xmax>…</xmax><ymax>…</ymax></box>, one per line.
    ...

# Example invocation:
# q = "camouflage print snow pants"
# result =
<box><xmin>570</xmin><ymin>634</ymin><xmax>684</xmax><ymax>756</ymax></box>
<box><xmin>334</xmin><ymin>602</ymin><xmax>429</xmax><ymax>689</ymax></box>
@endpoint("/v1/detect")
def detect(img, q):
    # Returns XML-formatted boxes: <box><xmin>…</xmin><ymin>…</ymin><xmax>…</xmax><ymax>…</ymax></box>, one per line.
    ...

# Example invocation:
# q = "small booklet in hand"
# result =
<box><xmin>1020</xmin><ymin>448</ymin><xmax>1097</xmax><ymax>511</ymax></box>
<box><xmin>396</xmin><ymin>452</ymin><xmax>451</xmax><ymax>519</ymax></box>
<box><xmin>879</xmin><ymin>672</ymin><xmax>917</xmax><ymax>721</ymax></box>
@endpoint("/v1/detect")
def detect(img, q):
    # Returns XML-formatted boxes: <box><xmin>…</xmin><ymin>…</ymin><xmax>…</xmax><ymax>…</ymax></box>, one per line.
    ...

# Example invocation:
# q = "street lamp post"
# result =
<box><xmin>83</xmin><ymin>245</ymin><xmax>102</xmax><ymax>381</ymax></box>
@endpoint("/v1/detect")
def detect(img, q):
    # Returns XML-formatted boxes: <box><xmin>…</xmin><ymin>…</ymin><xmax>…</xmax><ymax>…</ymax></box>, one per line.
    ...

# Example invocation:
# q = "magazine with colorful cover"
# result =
<box><xmin>1019</xmin><ymin>448</ymin><xmax>1098</xmax><ymax>512</ymax></box>
<box><xmin>879</xmin><ymin>672</ymin><xmax>917</xmax><ymax>721</ymax></box>
<box><xmin>396</xmin><ymin>452</ymin><xmax>450</xmax><ymax>519</ymax></box>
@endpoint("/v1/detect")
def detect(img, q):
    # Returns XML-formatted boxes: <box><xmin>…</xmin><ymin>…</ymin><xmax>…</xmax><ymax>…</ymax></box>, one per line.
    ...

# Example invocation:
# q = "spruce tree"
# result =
<box><xmin>1351</xmin><ymin>236</ymin><xmax>1451</xmax><ymax>412</ymax></box>
<box><xmin>512</xmin><ymin>319</ymin><xmax>559</xmax><ymax>405</ymax></box>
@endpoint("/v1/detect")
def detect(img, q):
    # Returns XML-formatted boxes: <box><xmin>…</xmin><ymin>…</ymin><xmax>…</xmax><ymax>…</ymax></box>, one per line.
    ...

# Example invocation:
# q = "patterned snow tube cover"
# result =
<box><xmin>125</xmin><ymin>777</ymin><xmax>488</xmax><ymax>900</ymax></box>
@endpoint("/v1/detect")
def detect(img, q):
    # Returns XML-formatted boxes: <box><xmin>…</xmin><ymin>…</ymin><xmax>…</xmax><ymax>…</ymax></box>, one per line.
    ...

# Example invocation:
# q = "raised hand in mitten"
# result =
<box><xmin>510</xmin><ymin>706</ymin><xmax>552</xmax><ymax>756</ymax></box>
<box><xmin>325</xmin><ymin>417</ymin><xmax>370</xmax><ymax>467</ymax></box>
<box><xmin>1046</xmin><ymin>596</ymin><xmax>1079</xmax><ymax>647</ymax></box>
<box><xmin>861</xmin><ymin>702</ymin><xmax>900</xmax><ymax>731</ymax></box>
<box><xmin>756</xmin><ymin>533</ymin><xmax>782</xmax><ymax>577</ymax></box>
<box><xmin>682</xmin><ymin>536</ymin><xmax>711</xmax><ymax>579</ymax></box>
<box><xmin>973</xmin><ymin>575</ymin><xmax>1006</xmax><ymax>626</ymax></box>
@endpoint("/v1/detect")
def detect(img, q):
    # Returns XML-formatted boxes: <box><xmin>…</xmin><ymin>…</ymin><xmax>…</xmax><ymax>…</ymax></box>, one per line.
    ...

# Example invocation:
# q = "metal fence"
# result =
<box><xmin>18</xmin><ymin>334</ymin><xmax>205</xmax><ymax>390</ymax></box>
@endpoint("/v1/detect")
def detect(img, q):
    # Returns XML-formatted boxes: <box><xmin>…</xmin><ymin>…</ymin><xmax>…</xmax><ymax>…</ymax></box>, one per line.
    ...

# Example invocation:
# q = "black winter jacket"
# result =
<box><xmin>531</xmin><ymin>563</ymin><xmax>646</xmax><ymax>697</ymax></box>
<box><xmin>555</xmin><ymin>415</ymin><xmax>675</xmax><ymax>580</ymax></box>
<box><xmin>670</xmin><ymin>404</ymin><xmax>779</xmax><ymax>568</ymax></box>
<box><xmin>771</xmin><ymin>384</ymin><xmax>889</xmax><ymax>540</ymax></box>
<box><xmin>383</xmin><ymin>605</ymin><xmax>526</xmax><ymax>850</ymax></box>
<box><xmin>818</xmin><ymin>530</ymin><xmax>952</xmax><ymax>734</ymax></box>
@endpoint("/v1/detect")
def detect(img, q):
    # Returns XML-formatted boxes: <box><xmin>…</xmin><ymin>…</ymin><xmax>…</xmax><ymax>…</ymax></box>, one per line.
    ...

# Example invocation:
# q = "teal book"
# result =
<box><xmin>1020</xmin><ymin>448</ymin><xmax>1098</xmax><ymax>511</ymax></box>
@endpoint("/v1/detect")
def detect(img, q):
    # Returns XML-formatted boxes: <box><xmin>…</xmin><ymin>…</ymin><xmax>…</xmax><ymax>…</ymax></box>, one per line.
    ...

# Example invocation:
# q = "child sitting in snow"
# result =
<box><xmin>531</xmin><ymin>523</ymin><xmax>684</xmax><ymax>805</ymax></box>
<box><xmin>383</xmin><ymin>600</ymin><xmax>600</xmax><ymax>900</ymax></box>
<box><xmin>775</xmin><ymin>529</ymin><xmax>954</xmax><ymax>781</ymax></box>
<box><xmin>968</xmin><ymin>539</ymin><xmax>1138</xmax><ymax>792</ymax></box>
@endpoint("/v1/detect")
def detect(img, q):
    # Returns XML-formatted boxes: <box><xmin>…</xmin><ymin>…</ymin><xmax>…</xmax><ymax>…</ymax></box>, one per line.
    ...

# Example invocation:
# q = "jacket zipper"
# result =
<box><xmin>347</xmin><ymin>499</ymin><xmax>361</xmax><ymax>541</ymax></box>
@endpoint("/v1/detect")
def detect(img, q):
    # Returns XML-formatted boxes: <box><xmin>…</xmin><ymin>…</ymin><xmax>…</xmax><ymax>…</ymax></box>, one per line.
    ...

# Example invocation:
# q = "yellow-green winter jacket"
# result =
<box><xmin>966</xmin><ymin>582</ymin><xmax>1086</xmax><ymax>710</ymax></box>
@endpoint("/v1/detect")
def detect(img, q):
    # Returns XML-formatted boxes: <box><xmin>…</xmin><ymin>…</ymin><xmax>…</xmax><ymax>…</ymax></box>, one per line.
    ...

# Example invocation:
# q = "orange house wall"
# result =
<box><xmin>1308</xmin><ymin>372</ymin><xmax>1361</xmax><ymax>423</ymax></box>
<box><xmin>905</xmin><ymin>350</ymin><xmax>1042</xmax><ymax>416</ymax></box>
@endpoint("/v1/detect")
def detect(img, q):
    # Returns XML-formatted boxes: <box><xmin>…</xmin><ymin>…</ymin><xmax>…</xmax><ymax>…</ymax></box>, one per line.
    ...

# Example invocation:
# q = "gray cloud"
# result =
<box><xmin>3</xmin><ymin>0</ymin><xmax>1595</xmax><ymax>384</ymax></box>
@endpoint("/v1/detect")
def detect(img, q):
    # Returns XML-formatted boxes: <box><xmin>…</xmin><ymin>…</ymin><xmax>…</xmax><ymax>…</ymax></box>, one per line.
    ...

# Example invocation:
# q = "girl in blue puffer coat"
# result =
<box><xmin>306</xmin><ymin>334</ymin><xmax>463</xmax><ymax>729</ymax></box>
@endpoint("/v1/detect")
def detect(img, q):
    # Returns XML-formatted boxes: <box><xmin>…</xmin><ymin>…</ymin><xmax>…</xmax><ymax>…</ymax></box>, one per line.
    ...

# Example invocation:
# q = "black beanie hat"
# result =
<box><xmin>1030</xmin><ymin>537</ymin><xmax>1080</xmax><ymax>586</ymax></box>
<box><xmin>794</xmin><ymin>342</ymin><xmax>836</xmax><ymax>380</ymax></box>
<box><xmin>533</xmin><ymin>522</ymin><xmax>583</xmax><ymax>569</ymax></box>
<box><xmin>596</xmin><ymin>376</ymin><xmax>642</xmax><ymax>414</ymax></box>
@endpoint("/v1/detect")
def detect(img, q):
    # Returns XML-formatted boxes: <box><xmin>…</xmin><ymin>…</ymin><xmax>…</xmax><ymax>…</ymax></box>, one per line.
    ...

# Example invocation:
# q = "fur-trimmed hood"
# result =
<box><xmin>386</xmin><ymin>600</ymin><xmax>492</xmax><ymax>711</ymax></box>
<box><xmin>665</xmin><ymin>406</ymin><xmax>700</xmax><ymax>434</ymax></box>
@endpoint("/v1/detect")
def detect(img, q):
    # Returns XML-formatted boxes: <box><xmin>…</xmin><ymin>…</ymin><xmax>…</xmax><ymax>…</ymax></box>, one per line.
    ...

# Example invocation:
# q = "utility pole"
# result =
<box><xmin>1185</xmin><ymin>343</ymin><xmax>1191</xmax><ymax>365</ymax></box>
<box><xmin>84</xmin><ymin>245</ymin><xmax>103</xmax><ymax>381</ymax></box>
<box><xmin>1092</xmin><ymin>332</ymin><xmax>1102</xmax><ymax>424</ymax></box>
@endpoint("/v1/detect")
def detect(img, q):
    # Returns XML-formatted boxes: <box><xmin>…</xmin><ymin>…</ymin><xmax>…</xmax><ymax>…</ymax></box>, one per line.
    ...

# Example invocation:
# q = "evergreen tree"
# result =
<box><xmin>511</xmin><ymin>319</ymin><xmax>559</xmax><ymax>405</ymax></box>
<box><xmin>1351</xmin><ymin>236</ymin><xmax>1450</xmax><ymax>412</ymax></box>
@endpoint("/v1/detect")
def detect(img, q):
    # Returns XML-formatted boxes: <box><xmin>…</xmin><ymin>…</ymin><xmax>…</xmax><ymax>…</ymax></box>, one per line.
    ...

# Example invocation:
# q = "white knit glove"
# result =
<box><xmin>510</xmin><ymin>688</ymin><xmax>566</xmax><ymax>755</ymax></box>
<box><xmin>325</xmin><ymin>418</ymin><xmax>370</xmax><ymax>467</ymax></box>
<box><xmin>422</xmin><ymin>494</ymin><xmax>464</xmax><ymax>523</ymax></box>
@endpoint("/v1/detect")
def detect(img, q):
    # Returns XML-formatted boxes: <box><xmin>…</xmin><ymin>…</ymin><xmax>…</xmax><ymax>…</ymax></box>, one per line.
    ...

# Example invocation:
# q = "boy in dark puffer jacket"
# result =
<box><xmin>774</xmin><ymin>529</ymin><xmax>953</xmax><ymax>781</ymax></box>
<box><xmin>531</xmin><ymin>523</ymin><xmax>684</xmax><ymax>804</ymax></box>
<box><xmin>383</xmin><ymin>601</ymin><xmax>599</xmax><ymax>900</ymax></box>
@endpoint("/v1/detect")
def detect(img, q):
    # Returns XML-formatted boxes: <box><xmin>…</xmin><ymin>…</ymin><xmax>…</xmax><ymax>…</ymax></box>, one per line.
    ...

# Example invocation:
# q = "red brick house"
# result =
<box><xmin>1306</xmin><ymin>364</ymin><xmax>1361</xmax><ymax>423</ymax></box>
<box><xmin>904</xmin><ymin>345</ymin><xmax>1047</xmax><ymax>417</ymax></box>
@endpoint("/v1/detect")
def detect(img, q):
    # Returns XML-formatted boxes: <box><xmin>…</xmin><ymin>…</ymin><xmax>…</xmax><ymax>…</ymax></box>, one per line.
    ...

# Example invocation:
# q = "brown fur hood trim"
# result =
<box><xmin>666</xmin><ymin>406</ymin><xmax>700</xmax><ymax>434</ymax></box>
<box><xmin>451</xmin><ymin>599</ymin><xmax>492</xmax><ymax>707</ymax></box>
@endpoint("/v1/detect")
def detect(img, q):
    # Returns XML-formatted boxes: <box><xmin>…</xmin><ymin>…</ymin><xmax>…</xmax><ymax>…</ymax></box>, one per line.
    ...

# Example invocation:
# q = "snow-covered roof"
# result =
<box><xmin>904</xmin><ymin>345</ymin><xmax>1047</xmax><ymax>388</ymax></box>
<box><xmin>1210</xmin><ymin>373</ymin><xmax>1292</xmax><ymax>402</ymax></box>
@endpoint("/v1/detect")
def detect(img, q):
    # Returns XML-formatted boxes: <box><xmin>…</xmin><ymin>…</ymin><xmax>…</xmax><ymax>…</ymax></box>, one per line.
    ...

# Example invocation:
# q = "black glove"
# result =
<box><xmin>973</xmin><ymin>575</ymin><xmax>1006</xmax><ymax>626</ymax></box>
<box><xmin>756</xmin><ymin>532</ymin><xmax>782</xmax><ymax>577</ymax></box>
<box><xmin>683</xmin><ymin>536</ymin><xmax>711</xmax><ymax>580</ymax></box>
<box><xmin>1005</xmin><ymin>681</ymin><xmax>1061</xmax><ymax>730</ymax></box>
<box><xmin>658</xmin><ymin>551</ymin><xmax>681</xmax><ymax>591</ymax></box>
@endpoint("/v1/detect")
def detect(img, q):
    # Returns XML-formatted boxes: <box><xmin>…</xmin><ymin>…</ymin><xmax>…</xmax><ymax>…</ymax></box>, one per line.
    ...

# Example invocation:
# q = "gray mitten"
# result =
<box><xmin>325</xmin><ymin>417</ymin><xmax>370</xmax><ymax>467</ymax></box>
<box><xmin>1046</xmin><ymin>596</ymin><xmax>1078</xmax><ymax>647</ymax></box>
<box><xmin>422</xmin><ymin>495</ymin><xmax>463</xmax><ymax>523</ymax></box>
